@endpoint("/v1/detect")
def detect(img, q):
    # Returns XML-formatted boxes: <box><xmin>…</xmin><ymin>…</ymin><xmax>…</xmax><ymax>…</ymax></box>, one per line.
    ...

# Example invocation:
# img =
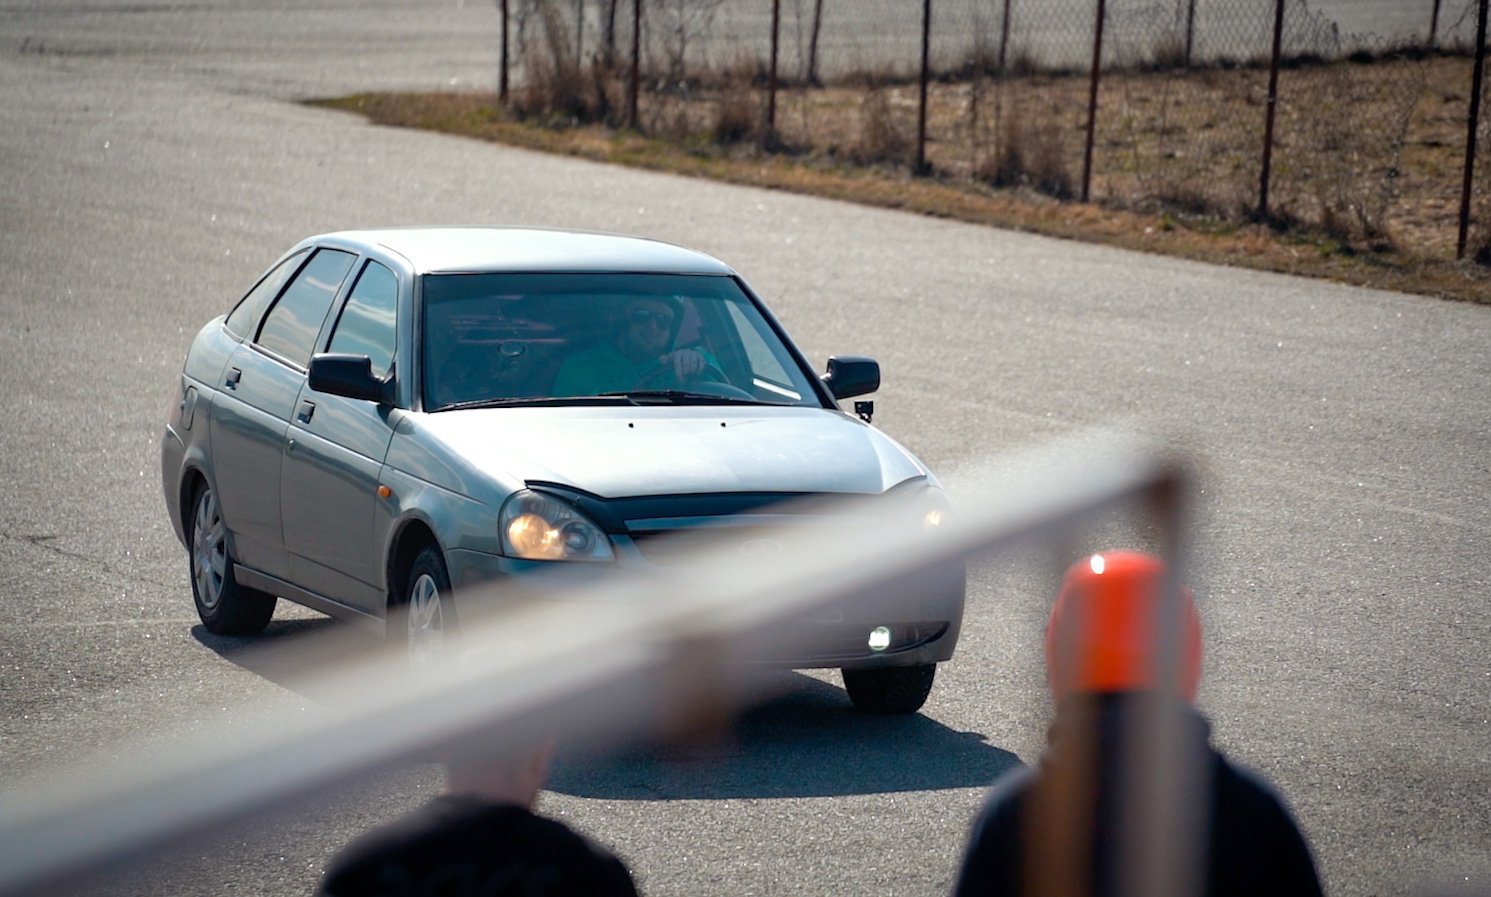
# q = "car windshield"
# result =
<box><xmin>420</xmin><ymin>273</ymin><xmax>823</xmax><ymax>411</ymax></box>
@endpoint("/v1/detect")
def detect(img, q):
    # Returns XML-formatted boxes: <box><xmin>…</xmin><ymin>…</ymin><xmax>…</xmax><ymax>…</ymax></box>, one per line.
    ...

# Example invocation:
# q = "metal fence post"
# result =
<box><xmin>499</xmin><ymin>0</ymin><xmax>510</xmax><ymax>104</ymax></box>
<box><xmin>628</xmin><ymin>0</ymin><xmax>641</xmax><ymax>129</ymax></box>
<box><xmin>916</xmin><ymin>0</ymin><xmax>932</xmax><ymax>174</ymax></box>
<box><xmin>998</xmin><ymin>0</ymin><xmax>1012</xmax><ymax>72</ymax></box>
<box><xmin>1259</xmin><ymin>0</ymin><xmax>1286</xmax><ymax>219</ymax></box>
<box><xmin>604</xmin><ymin>0</ymin><xmax>619</xmax><ymax>65</ymax></box>
<box><xmin>1458</xmin><ymin>0</ymin><xmax>1488</xmax><ymax>258</ymax></box>
<box><xmin>807</xmin><ymin>0</ymin><xmax>825</xmax><ymax>85</ymax></box>
<box><xmin>768</xmin><ymin>0</ymin><xmax>781</xmax><ymax>133</ymax></box>
<box><xmin>1185</xmin><ymin>0</ymin><xmax>1197</xmax><ymax>67</ymax></box>
<box><xmin>1082</xmin><ymin>0</ymin><xmax>1107</xmax><ymax>202</ymax></box>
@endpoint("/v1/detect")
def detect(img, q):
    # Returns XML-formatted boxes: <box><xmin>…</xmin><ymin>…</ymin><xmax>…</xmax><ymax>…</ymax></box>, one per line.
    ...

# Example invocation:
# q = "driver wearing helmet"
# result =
<box><xmin>552</xmin><ymin>296</ymin><xmax>713</xmax><ymax>397</ymax></box>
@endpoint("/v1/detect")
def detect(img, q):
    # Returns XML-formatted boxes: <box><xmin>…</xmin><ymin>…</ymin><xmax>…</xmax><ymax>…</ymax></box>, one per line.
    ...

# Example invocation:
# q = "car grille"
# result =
<box><xmin>627</xmin><ymin>526</ymin><xmax>791</xmax><ymax>566</ymax></box>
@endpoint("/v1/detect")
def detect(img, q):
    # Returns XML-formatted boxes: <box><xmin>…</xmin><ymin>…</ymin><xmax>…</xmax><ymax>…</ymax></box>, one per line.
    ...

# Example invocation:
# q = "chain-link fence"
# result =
<box><xmin>499</xmin><ymin>0</ymin><xmax>1491</xmax><ymax>263</ymax></box>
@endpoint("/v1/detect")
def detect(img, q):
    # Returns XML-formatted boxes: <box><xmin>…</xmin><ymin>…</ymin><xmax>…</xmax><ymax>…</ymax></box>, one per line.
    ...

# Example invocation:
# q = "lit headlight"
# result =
<box><xmin>499</xmin><ymin>490</ymin><xmax>614</xmax><ymax>562</ymax></box>
<box><xmin>880</xmin><ymin>479</ymin><xmax>953</xmax><ymax>534</ymax></box>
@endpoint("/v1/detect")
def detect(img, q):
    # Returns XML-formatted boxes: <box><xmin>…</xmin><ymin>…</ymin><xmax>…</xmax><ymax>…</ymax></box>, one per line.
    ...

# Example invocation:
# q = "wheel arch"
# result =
<box><xmin>179</xmin><ymin>465</ymin><xmax>211</xmax><ymax>540</ymax></box>
<box><xmin>385</xmin><ymin>517</ymin><xmax>442</xmax><ymax>614</ymax></box>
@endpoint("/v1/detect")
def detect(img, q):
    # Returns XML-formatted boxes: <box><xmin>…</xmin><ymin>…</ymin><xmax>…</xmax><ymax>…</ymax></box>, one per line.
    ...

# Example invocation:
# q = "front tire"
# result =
<box><xmin>842</xmin><ymin>663</ymin><xmax>936</xmax><ymax>715</ymax></box>
<box><xmin>391</xmin><ymin>545</ymin><xmax>456</xmax><ymax>668</ymax></box>
<box><xmin>188</xmin><ymin>481</ymin><xmax>276</xmax><ymax>635</ymax></box>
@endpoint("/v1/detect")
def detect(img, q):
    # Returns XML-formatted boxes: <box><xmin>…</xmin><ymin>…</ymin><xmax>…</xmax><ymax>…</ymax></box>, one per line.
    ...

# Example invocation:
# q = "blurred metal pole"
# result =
<box><xmin>1430</xmin><ymin>0</ymin><xmax>1443</xmax><ymax>48</ymax></box>
<box><xmin>1082</xmin><ymin>0</ymin><xmax>1107</xmax><ymax>202</ymax></box>
<box><xmin>768</xmin><ymin>0</ymin><xmax>781</xmax><ymax>133</ymax></box>
<box><xmin>628</xmin><ymin>0</ymin><xmax>641</xmax><ymax>129</ymax></box>
<box><xmin>499</xmin><ymin>0</ymin><xmax>510</xmax><ymax>103</ymax></box>
<box><xmin>916</xmin><ymin>0</ymin><xmax>932</xmax><ymax>174</ymax></box>
<box><xmin>1458</xmin><ymin>0</ymin><xmax>1488</xmax><ymax>258</ymax></box>
<box><xmin>577</xmin><ymin>0</ymin><xmax>585</xmax><ymax>66</ymax></box>
<box><xmin>1259</xmin><ymin>0</ymin><xmax>1285</xmax><ymax>219</ymax></box>
<box><xmin>1108</xmin><ymin>467</ymin><xmax>1206</xmax><ymax>897</ymax></box>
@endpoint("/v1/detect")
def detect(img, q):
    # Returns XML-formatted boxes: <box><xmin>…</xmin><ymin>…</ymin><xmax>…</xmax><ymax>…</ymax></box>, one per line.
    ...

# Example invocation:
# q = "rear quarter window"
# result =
<box><xmin>224</xmin><ymin>249</ymin><xmax>308</xmax><ymax>340</ymax></box>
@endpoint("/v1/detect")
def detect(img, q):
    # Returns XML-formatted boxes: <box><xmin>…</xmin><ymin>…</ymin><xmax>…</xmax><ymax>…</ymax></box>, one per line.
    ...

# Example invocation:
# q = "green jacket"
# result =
<box><xmin>551</xmin><ymin>342</ymin><xmax>658</xmax><ymax>396</ymax></box>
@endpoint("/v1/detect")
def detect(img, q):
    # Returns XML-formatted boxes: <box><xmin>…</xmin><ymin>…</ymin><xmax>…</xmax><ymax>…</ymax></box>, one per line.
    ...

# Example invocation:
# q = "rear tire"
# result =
<box><xmin>391</xmin><ymin>544</ymin><xmax>456</xmax><ymax>668</ymax></box>
<box><xmin>188</xmin><ymin>481</ymin><xmax>276</xmax><ymax>635</ymax></box>
<box><xmin>842</xmin><ymin>663</ymin><xmax>935</xmax><ymax>715</ymax></box>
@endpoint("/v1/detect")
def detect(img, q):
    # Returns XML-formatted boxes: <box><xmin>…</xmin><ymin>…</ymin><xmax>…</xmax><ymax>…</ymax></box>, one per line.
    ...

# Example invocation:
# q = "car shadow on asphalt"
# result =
<box><xmin>548</xmin><ymin>673</ymin><xmax>1022</xmax><ymax>800</ymax></box>
<box><xmin>190</xmin><ymin>617</ymin><xmax>370</xmax><ymax>700</ymax></box>
<box><xmin>195</xmin><ymin>623</ymin><xmax>1022</xmax><ymax>800</ymax></box>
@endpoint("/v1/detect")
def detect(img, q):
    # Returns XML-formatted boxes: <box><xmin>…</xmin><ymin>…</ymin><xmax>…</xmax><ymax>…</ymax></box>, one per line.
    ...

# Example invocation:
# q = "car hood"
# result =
<box><xmin>411</xmin><ymin>405</ymin><xmax>929</xmax><ymax>499</ymax></box>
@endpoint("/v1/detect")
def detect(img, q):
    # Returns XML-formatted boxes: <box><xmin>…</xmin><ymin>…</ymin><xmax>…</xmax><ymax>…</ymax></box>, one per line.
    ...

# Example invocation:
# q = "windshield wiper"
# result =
<box><xmin>599</xmin><ymin>390</ymin><xmax>765</xmax><ymax>405</ymax></box>
<box><xmin>434</xmin><ymin>396</ymin><xmax>630</xmax><ymax>412</ymax></box>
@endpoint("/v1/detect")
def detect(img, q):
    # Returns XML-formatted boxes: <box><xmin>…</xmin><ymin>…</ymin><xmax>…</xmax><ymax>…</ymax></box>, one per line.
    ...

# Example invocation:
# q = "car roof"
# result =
<box><xmin>313</xmin><ymin>227</ymin><xmax>737</xmax><ymax>276</ymax></box>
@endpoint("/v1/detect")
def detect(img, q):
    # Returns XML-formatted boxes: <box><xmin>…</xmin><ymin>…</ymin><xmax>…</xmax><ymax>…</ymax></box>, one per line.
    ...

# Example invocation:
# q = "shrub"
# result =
<box><xmin>847</xmin><ymin>89</ymin><xmax>911</xmax><ymax>167</ymax></box>
<box><xmin>712</xmin><ymin>80</ymin><xmax>759</xmax><ymax>144</ymax></box>
<box><xmin>511</xmin><ymin>0</ymin><xmax>609</xmax><ymax>125</ymax></box>
<box><xmin>1145</xmin><ymin>31</ymin><xmax>1189</xmax><ymax>72</ymax></box>
<box><xmin>977</xmin><ymin>109</ymin><xmax>1073</xmax><ymax>200</ymax></box>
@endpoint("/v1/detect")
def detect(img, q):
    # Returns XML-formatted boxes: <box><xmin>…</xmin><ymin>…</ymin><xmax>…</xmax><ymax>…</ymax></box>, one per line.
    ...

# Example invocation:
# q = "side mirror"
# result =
<box><xmin>821</xmin><ymin>355</ymin><xmax>880</xmax><ymax>400</ymax></box>
<box><xmin>308</xmin><ymin>354</ymin><xmax>390</xmax><ymax>404</ymax></box>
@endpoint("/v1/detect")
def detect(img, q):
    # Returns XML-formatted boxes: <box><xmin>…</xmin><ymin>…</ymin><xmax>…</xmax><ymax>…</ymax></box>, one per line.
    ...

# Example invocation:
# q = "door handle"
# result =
<box><xmin>224</xmin><ymin>367</ymin><xmax>242</xmax><ymax>390</ymax></box>
<box><xmin>296</xmin><ymin>400</ymin><xmax>316</xmax><ymax>424</ymax></box>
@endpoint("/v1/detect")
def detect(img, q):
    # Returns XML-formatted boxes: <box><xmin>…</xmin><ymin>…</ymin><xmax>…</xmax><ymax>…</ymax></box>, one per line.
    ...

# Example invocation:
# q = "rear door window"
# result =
<box><xmin>255</xmin><ymin>249</ymin><xmax>356</xmax><ymax>368</ymax></box>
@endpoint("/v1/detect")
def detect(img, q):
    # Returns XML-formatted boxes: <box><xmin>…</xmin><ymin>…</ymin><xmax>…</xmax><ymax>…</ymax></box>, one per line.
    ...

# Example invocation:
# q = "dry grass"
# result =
<box><xmin>309</xmin><ymin>52</ymin><xmax>1491</xmax><ymax>305</ymax></box>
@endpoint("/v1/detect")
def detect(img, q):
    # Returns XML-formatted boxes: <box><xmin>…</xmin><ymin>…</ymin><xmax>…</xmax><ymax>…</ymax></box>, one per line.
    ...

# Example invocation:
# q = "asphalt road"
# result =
<box><xmin>1</xmin><ymin>2</ymin><xmax>1488</xmax><ymax>896</ymax></box>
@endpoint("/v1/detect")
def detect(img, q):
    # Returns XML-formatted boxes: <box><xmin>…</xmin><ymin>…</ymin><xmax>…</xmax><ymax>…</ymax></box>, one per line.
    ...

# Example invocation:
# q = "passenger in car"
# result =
<box><xmin>552</xmin><ymin>296</ymin><xmax>713</xmax><ymax>396</ymax></box>
<box><xmin>436</xmin><ymin>337</ymin><xmax>547</xmax><ymax>406</ymax></box>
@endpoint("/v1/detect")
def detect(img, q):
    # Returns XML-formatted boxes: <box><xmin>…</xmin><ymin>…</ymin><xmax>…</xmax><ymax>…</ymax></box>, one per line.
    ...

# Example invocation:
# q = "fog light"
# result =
<box><xmin>868</xmin><ymin>626</ymin><xmax>893</xmax><ymax>652</ymax></box>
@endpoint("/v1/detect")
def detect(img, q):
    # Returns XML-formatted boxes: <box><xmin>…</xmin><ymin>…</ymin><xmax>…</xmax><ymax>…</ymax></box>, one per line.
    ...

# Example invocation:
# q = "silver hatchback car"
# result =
<box><xmin>161</xmin><ymin>228</ymin><xmax>963</xmax><ymax>713</ymax></box>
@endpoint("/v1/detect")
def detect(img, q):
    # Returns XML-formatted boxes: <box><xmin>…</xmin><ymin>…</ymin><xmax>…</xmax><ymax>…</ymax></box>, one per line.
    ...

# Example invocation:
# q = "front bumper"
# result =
<box><xmin>443</xmin><ymin>540</ymin><xmax>965</xmax><ymax>671</ymax></box>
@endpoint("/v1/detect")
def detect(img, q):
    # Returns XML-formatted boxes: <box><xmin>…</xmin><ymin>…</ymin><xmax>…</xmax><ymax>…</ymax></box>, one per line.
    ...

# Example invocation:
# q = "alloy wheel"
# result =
<box><xmin>192</xmin><ymin>488</ymin><xmax>227</xmax><ymax>612</ymax></box>
<box><xmin>406</xmin><ymin>572</ymin><xmax>446</xmax><ymax>667</ymax></box>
